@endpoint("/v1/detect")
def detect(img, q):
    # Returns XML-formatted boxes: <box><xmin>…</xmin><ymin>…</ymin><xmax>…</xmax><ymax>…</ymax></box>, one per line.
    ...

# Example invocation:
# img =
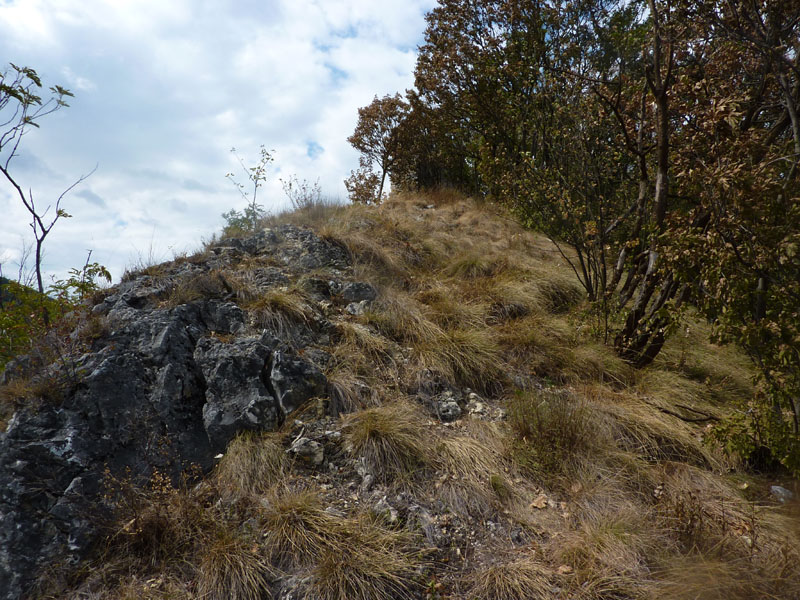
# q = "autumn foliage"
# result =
<box><xmin>345</xmin><ymin>94</ymin><xmax>409</xmax><ymax>204</ymax></box>
<box><xmin>348</xmin><ymin>0</ymin><xmax>800</xmax><ymax>472</ymax></box>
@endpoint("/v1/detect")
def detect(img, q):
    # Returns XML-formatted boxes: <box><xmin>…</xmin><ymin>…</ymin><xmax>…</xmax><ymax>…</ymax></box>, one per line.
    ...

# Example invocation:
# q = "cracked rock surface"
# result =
<box><xmin>0</xmin><ymin>225</ymin><xmax>351</xmax><ymax>599</ymax></box>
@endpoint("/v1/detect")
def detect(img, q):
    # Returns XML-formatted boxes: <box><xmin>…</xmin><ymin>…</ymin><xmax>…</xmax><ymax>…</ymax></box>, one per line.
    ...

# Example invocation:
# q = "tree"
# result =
<box><xmin>390</xmin><ymin>91</ymin><xmax>480</xmax><ymax>192</ymax></box>
<box><xmin>0</xmin><ymin>252</ymin><xmax>110</xmax><ymax>371</ymax></box>
<box><xmin>0</xmin><ymin>63</ymin><xmax>93</xmax><ymax>295</ymax></box>
<box><xmin>403</xmin><ymin>0</ymin><xmax>685</xmax><ymax>366</ymax></box>
<box><xmin>351</xmin><ymin>0</ymin><xmax>800</xmax><ymax>469</ymax></box>
<box><xmin>343</xmin><ymin>156</ymin><xmax>382</xmax><ymax>205</ymax></box>
<box><xmin>663</xmin><ymin>0</ymin><xmax>800</xmax><ymax>471</ymax></box>
<box><xmin>347</xmin><ymin>94</ymin><xmax>410</xmax><ymax>202</ymax></box>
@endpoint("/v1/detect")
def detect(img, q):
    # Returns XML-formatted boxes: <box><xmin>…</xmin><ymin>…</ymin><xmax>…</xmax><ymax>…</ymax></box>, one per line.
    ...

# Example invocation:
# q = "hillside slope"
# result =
<box><xmin>1</xmin><ymin>192</ymin><xmax>798</xmax><ymax>599</ymax></box>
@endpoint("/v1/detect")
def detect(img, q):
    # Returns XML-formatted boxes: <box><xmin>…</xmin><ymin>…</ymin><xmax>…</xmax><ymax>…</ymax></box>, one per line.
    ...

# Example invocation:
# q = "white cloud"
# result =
<box><xmin>0</xmin><ymin>0</ymin><xmax>437</xmax><ymax>282</ymax></box>
<box><xmin>0</xmin><ymin>0</ymin><xmax>55</xmax><ymax>49</ymax></box>
<box><xmin>60</xmin><ymin>66</ymin><xmax>96</xmax><ymax>91</ymax></box>
<box><xmin>0</xmin><ymin>247</ymin><xmax>21</xmax><ymax>269</ymax></box>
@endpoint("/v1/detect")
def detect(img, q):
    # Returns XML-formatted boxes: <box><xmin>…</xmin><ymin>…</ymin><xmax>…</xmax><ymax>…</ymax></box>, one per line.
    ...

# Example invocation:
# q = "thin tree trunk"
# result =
<box><xmin>615</xmin><ymin>0</ymin><xmax>676</xmax><ymax>367</ymax></box>
<box><xmin>377</xmin><ymin>165</ymin><xmax>387</xmax><ymax>201</ymax></box>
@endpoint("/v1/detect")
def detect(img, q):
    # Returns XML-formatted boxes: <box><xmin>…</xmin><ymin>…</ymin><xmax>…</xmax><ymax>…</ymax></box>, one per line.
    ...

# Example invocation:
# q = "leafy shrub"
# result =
<box><xmin>0</xmin><ymin>260</ymin><xmax>110</xmax><ymax>371</ymax></box>
<box><xmin>281</xmin><ymin>174</ymin><xmax>323</xmax><ymax>210</ymax></box>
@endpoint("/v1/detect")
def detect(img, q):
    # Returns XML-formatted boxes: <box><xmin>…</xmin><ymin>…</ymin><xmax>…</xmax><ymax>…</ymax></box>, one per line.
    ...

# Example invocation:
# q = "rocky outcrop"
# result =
<box><xmin>195</xmin><ymin>333</ymin><xmax>281</xmax><ymax>452</ymax></box>
<box><xmin>0</xmin><ymin>225</ymin><xmax>350</xmax><ymax>599</ymax></box>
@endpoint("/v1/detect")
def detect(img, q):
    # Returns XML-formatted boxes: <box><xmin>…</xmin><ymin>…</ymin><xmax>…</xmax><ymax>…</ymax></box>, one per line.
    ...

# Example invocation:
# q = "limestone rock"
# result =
<box><xmin>771</xmin><ymin>485</ymin><xmax>794</xmax><ymax>504</ymax></box>
<box><xmin>0</xmin><ymin>224</ymin><xmax>342</xmax><ymax>599</ymax></box>
<box><xmin>345</xmin><ymin>300</ymin><xmax>370</xmax><ymax>316</ymax></box>
<box><xmin>437</xmin><ymin>398</ymin><xmax>462</xmax><ymax>422</ymax></box>
<box><xmin>194</xmin><ymin>333</ymin><xmax>279</xmax><ymax>452</ymax></box>
<box><xmin>287</xmin><ymin>436</ymin><xmax>324</xmax><ymax>466</ymax></box>
<box><xmin>341</xmin><ymin>281</ymin><xmax>378</xmax><ymax>303</ymax></box>
<box><xmin>270</xmin><ymin>350</ymin><xmax>327</xmax><ymax>416</ymax></box>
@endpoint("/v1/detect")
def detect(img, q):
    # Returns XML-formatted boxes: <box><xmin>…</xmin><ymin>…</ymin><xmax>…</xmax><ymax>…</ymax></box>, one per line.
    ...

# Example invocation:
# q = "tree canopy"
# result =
<box><xmin>348</xmin><ymin>0</ymin><xmax>800</xmax><ymax>472</ymax></box>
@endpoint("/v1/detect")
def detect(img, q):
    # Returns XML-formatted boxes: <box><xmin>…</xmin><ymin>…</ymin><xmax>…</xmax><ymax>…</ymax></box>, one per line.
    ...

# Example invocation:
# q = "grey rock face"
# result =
<box><xmin>270</xmin><ymin>351</ymin><xmax>326</xmax><ymax>415</ymax></box>
<box><xmin>0</xmin><ymin>302</ymin><xmax>215</xmax><ymax>599</ymax></box>
<box><xmin>0</xmin><ymin>225</ymin><xmax>342</xmax><ymax>600</ymax></box>
<box><xmin>340</xmin><ymin>281</ymin><xmax>378</xmax><ymax>303</ymax></box>
<box><xmin>211</xmin><ymin>225</ymin><xmax>349</xmax><ymax>273</ymax></box>
<box><xmin>770</xmin><ymin>485</ymin><xmax>794</xmax><ymax>503</ymax></box>
<box><xmin>194</xmin><ymin>334</ymin><xmax>280</xmax><ymax>452</ymax></box>
<box><xmin>437</xmin><ymin>398</ymin><xmax>462</xmax><ymax>422</ymax></box>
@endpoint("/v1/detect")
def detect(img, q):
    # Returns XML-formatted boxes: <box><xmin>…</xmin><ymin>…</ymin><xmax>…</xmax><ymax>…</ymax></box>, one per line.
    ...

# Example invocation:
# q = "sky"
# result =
<box><xmin>0</xmin><ymin>0</ymin><xmax>436</xmax><ymax>284</ymax></box>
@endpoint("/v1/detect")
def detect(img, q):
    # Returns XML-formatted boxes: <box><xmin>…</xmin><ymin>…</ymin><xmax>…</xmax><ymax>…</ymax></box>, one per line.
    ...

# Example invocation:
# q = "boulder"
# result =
<box><xmin>770</xmin><ymin>485</ymin><xmax>794</xmax><ymax>504</ymax></box>
<box><xmin>194</xmin><ymin>334</ymin><xmax>280</xmax><ymax>452</ymax></box>
<box><xmin>437</xmin><ymin>398</ymin><xmax>462</xmax><ymax>422</ymax></box>
<box><xmin>345</xmin><ymin>300</ymin><xmax>369</xmax><ymax>315</ymax></box>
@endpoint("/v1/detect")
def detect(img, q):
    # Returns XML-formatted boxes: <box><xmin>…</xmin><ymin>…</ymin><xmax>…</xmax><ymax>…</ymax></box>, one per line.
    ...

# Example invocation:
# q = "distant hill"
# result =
<box><xmin>0</xmin><ymin>277</ymin><xmax>39</xmax><ymax>307</ymax></box>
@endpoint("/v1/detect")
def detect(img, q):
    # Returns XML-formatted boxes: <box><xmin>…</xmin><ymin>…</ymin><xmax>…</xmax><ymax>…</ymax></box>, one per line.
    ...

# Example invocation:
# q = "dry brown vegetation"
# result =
<box><xmin>214</xmin><ymin>431</ymin><xmax>287</xmax><ymax>499</ymax></box>
<box><xmin>461</xmin><ymin>555</ymin><xmax>554</xmax><ymax>600</ymax></box>
<box><xmin>38</xmin><ymin>191</ymin><xmax>800</xmax><ymax>599</ymax></box>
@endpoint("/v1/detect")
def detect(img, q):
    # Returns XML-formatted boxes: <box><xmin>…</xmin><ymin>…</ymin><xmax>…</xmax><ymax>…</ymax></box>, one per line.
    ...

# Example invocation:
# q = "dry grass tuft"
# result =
<box><xmin>260</xmin><ymin>487</ymin><xmax>342</xmax><ymax>568</ymax></box>
<box><xmin>307</xmin><ymin>532</ymin><xmax>420</xmax><ymax>600</ymax></box>
<box><xmin>259</xmin><ymin>487</ymin><xmax>423</xmax><ymax>599</ymax></box>
<box><xmin>242</xmin><ymin>287</ymin><xmax>314</xmax><ymax>337</ymax></box>
<box><xmin>414</xmin><ymin>284</ymin><xmax>485</xmax><ymax>329</ymax></box>
<box><xmin>318</xmin><ymin>220</ymin><xmax>410</xmax><ymax>282</ymax></box>
<box><xmin>341</xmin><ymin>402</ymin><xmax>433</xmax><ymax>484</ymax></box>
<box><xmin>167</xmin><ymin>270</ymin><xmax>231</xmax><ymax>306</ymax></box>
<box><xmin>649</xmin><ymin>480</ymin><xmax>800</xmax><ymax>599</ymax></box>
<box><xmin>363</xmin><ymin>293</ymin><xmax>502</xmax><ymax>391</ymax></box>
<box><xmin>462</xmin><ymin>555</ymin><xmax>553</xmax><ymax>600</ymax></box>
<box><xmin>103</xmin><ymin>469</ymin><xmax>215</xmax><ymax>569</ymax></box>
<box><xmin>84</xmin><ymin>574</ymin><xmax>193</xmax><ymax>599</ymax></box>
<box><xmin>636</xmin><ymin>369</ymin><xmax>708</xmax><ymax>409</ymax></box>
<box><xmin>552</xmin><ymin>500</ymin><xmax>658</xmax><ymax>599</ymax></box>
<box><xmin>0</xmin><ymin>374</ymin><xmax>65</xmax><ymax>428</ymax></box>
<box><xmin>654</xmin><ymin>463</ymin><xmax>761</xmax><ymax>553</ymax></box>
<box><xmin>654</xmin><ymin>318</ymin><xmax>755</xmax><ymax>405</ymax></box>
<box><xmin>214</xmin><ymin>431</ymin><xmax>287</xmax><ymax>499</ymax></box>
<box><xmin>434</xmin><ymin>424</ymin><xmax>510</xmax><ymax>516</ymax></box>
<box><xmin>326</xmin><ymin>369</ymin><xmax>379</xmax><ymax>415</ymax></box>
<box><xmin>263</xmin><ymin>196</ymin><xmax>346</xmax><ymax>230</ymax></box>
<box><xmin>496</xmin><ymin>313</ymin><xmax>577</xmax><ymax>381</ymax></box>
<box><xmin>653</xmin><ymin>553</ymin><xmax>800</xmax><ymax>600</ymax></box>
<box><xmin>332</xmin><ymin>321</ymin><xmax>395</xmax><ymax>367</ymax></box>
<box><xmin>569</xmin><ymin>343</ymin><xmax>634</xmax><ymax>386</ymax></box>
<box><xmin>445</xmin><ymin>251</ymin><xmax>509</xmax><ymax>280</ymax></box>
<box><xmin>483</xmin><ymin>278</ymin><xmax>540</xmax><ymax>323</ymax></box>
<box><xmin>404</xmin><ymin>186</ymin><xmax>464</xmax><ymax>207</ymax></box>
<box><xmin>530</xmin><ymin>269</ymin><xmax>584</xmax><ymax>313</ymax></box>
<box><xmin>197</xmin><ymin>528</ymin><xmax>271</xmax><ymax>600</ymax></box>
<box><xmin>365</xmin><ymin>295</ymin><xmax>443</xmax><ymax>345</ymax></box>
<box><xmin>414</xmin><ymin>326</ymin><xmax>503</xmax><ymax>393</ymax></box>
<box><xmin>589</xmin><ymin>385</ymin><xmax>718</xmax><ymax>468</ymax></box>
<box><xmin>508</xmin><ymin>390</ymin><xmax>598</xmax><ymax>478</ymax></box>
